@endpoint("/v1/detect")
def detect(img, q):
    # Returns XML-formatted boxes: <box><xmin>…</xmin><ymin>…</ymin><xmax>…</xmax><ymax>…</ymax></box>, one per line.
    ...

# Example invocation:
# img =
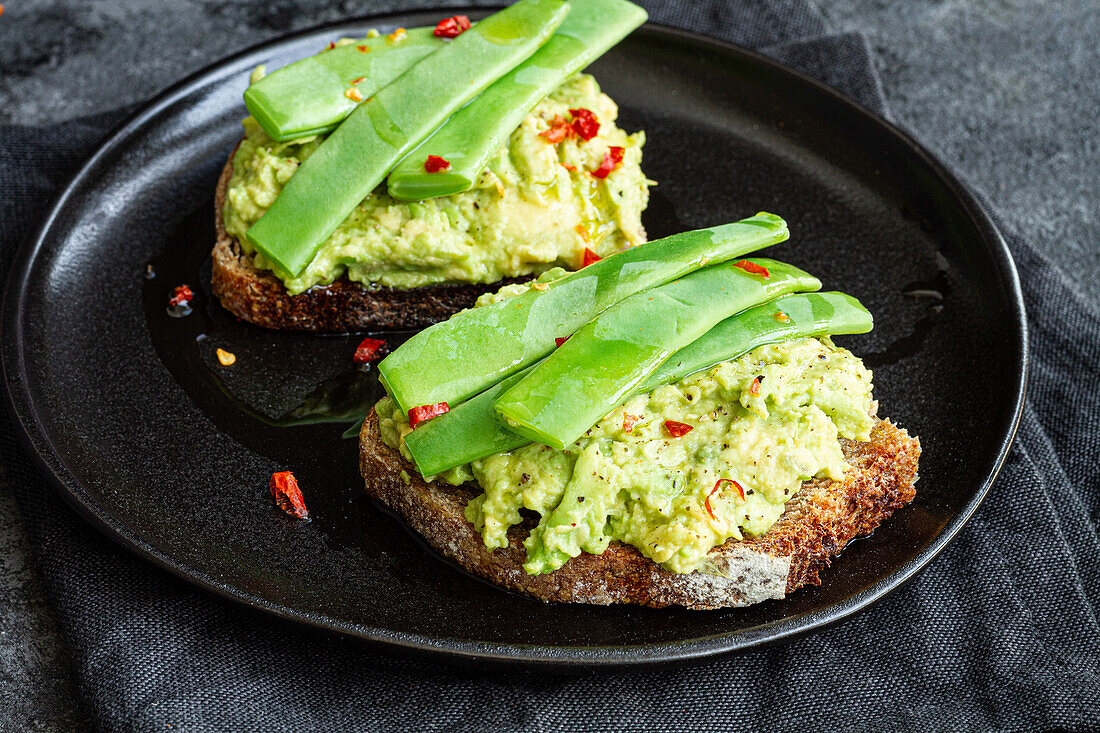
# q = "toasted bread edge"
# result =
<box><xmin>358</xmin><ymin>409</ymin><xmax>920</xmax><ymax>610</ymax></box>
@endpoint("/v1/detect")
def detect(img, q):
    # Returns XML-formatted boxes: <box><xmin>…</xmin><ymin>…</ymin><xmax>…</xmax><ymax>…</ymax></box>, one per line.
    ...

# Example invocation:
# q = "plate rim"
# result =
<box><xmin>1</xmin><ymin>10</ymin><xmax>1028</xmax><ymax>668</ymax></box>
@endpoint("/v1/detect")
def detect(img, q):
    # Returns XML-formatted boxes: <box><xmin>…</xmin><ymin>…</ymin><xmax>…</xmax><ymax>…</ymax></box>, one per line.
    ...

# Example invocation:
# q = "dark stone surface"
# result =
<box><xmin>821</xmin><ymin>0</ymin><xmax>1100</xmax><ymax>306</ymax></box>
<box><xmin>0</xmin><ymin>0</ymin><xmax>1096</xmax><ymax>729</ymax></box>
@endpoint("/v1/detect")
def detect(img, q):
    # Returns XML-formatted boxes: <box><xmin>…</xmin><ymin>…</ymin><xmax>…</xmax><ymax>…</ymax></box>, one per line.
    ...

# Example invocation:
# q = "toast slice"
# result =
<box><xmin>212</xmin><ymin>144</ymin><xmax>523</xmax><ymax>332</ymax></box>
<box><xmin>359</xmin><ymin>408</ymin><xmax>921</xmax><ymax>609</ymax></box>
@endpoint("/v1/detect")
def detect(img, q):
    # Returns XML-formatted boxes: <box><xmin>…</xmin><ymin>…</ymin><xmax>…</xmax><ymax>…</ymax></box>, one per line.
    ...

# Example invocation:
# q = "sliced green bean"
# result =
<box><xmin>637</xmin><ymin>290</ymin><xmax>872</xmax><ymax>393</ymax></box>
<box><xmin>244</xmin><ymin>28</ymin><xmax>447</xmax><ymax>142</ymax></box>
<box><xmin>379</xmin><ymin>213</ymin><xmax>789</xmax><ymax>415</ymax></box>
<box><xmin>492</xmin><ymin>260</ymin><xmax>821</xmax><ymax>449</ymax></box>
<box><xmin>403</xmin><ymin>366</ymin><xmax>535</xmax><ymax>477</ymax></box>
<box><xmin>386</xmin><ymin>0</ymin><xmax>647</xmax><ymax>200</ymax></box>
<box><xmin>404</xmin><ymin>290</ymin><xmax>872</xmax><ymax>478</ymax></box>
<box><xmin>246</xmin><ymin>0</ymin><xmax>570</xmax><ymax>277</ymax></box>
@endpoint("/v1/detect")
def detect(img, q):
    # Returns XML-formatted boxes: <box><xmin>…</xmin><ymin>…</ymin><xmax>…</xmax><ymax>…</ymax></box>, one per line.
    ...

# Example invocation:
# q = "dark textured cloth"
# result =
<box><xmin>2</xmin><ymin>1</ymin><xmax>1098</xmax><ymax>730</ymax></box>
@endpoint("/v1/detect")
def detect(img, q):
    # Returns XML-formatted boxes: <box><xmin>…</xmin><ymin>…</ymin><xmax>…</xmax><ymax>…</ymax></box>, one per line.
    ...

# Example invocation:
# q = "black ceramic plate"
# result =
<box><xmin>2</xmin><ymin>11</ymin><xmax>1026</xmax><ymax>667</ymax></box>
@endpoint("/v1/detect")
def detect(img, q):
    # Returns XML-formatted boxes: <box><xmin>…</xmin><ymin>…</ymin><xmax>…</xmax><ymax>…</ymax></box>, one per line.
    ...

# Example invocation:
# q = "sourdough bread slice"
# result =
<box><xmin>212</xmin><ymin>144</ymin><xmax>524</xmax><ymax>332</ymax></box>
<box><xmin>359</xmin><ymin>409</ymin><xmax>920</xmax><ymax>610</ymax></box>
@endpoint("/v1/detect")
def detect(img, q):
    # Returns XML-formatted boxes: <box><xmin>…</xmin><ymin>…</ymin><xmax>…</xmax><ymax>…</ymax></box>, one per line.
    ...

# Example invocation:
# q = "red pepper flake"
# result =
<box><xmin>733</xmin><ymin>260</ymin><xmax>770</xmax><ymax>278</ymax></box>
<box><xmin>350</xmin><ymin>76</ymin><xmax>366</xmax><ymax>85</ymax></box>
<box><xmin>590</xmin><ymin>146</ymin><xmax>625</xmax><ymax>179</ymax></box>
<box><xmin>408</xmin><ymin>402</ymin><xmax>449</xmax><ymax>428</ymax></box>
<box><xmin>424</xmin><ymin>155</ymin><xmax>451</xmax><ymax>173</ymax></box>
<box><xmin>270</xmin><ymin>471</ymin><xmax>310</xmax><ymax>520</ymax></box>
<box><xmin>325</xmin><ymin>41</ymin><xmax>336</xmax><ymax>51</ymax></box>
<box><xmin>703</xmin><ymin>495</ymin><xmax>717</xmax><ymax>521</ymax></box>
<box><xmin>622</xmin><ymin>413</ymin><xmax>641</xmax><ymax>434</ymax></box>
<box><xmin>356</xmin><ymin>45</ymin><xmax>371</xmax><ymax>53</ymax></box>
<box><xmin>774</xmin><ymin>311</ymin><xmax>791</xmax><ymax>323</ymax></box>
<box><xmin>168</xmin><ymin>284</ymin><xmax>194</xmax><ymax>307</ymax></box>
<box><xmin>352</xmin><ymin>337</ymin><xmax>387</xmax><ymax>363</ymax></box>
<box><xmin>705</xmin><ymin>478</ymin><xmax>746</xmax><ymax>519</ymax></box>
<box><xmin>714</xmin><ymin>477</ymin><xmax>746</xmax><ymax>501</ymax></box>
<box><xmin>663</xmin><ymin>420</ymin><xmax>694</xmax><ymax>438</ymax></box>
<box><xmin>561</xmin><ymin>163</ymin><xmax>577</xmax><ymax>172</ymax></box>
<box><xmin>433</xmin><ymin>14</ymin><xmax>472</xmax><ymax>38</ymax></box>
<box><xmin>748</xmin><ymin>377</ymin><xmax>761</xmax><ymax>396</ymax></box>
<box><xmin>581</xmin><ymin>247</ymin><xmax>602</xmax><ymax>267</ymax></box>
<box><xmin>539</xmin><ymin>115</ymin><xmax>575</xmax><ymax>144</ymax></box>
<box><xmin>555</xmin><ymin>336</ymin><xmax>570</xmax><ymax>348</ymax></box>
<box><xmin>0</xmin><ymin>5</ymin><xmax>5</xmax><ymax>18</ymax></box>
<box><xmin>568</xmin><ymin>108</ymin><xmax>600</xmax><ymax>141</ymax></box>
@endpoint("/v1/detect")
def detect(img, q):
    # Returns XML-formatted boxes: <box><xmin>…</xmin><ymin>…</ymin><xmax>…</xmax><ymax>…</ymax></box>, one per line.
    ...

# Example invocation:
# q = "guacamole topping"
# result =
<box><xmin>223</xmin><ymin>73</ymin><xmax>649</xmax><ymax>294</ymax></box>
<box><xmin>377</xmin><ymin>334</ymin><xmax>875</xmax><ymax>576</ymax></box>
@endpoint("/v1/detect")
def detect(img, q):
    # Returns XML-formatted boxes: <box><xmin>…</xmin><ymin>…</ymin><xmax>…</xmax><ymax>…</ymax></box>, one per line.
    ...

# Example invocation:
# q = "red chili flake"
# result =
<box><xmin>352</xmin><ymin>337</ymin><xmax>387</xmax><ymax>363</ymax></box>
<box><xmin>433</xmin><ymin>14</ymin><xmax>471</xmax><ymax>38</ymax></box>
<box><xmin>356</xmin><ymin>45</ymin><xmax>371</xmax><ymax>53</ymax></box>
<box><xmin>408</xmin><ymin>402</ymin><xmax>450</xmax><ymax>428</ymax></box>
<box><xmin>351</xmin><ymin>76</ymin><xmax>366</xmax><ymax>84</ymax></box>
<box><xmin>774</xmin><ymin>311</ymin><xmax>791</xmax><ymax>323</ymax></box>
<box><xmin>590</xmin><ymin>146</ymin><xmax>625</xmax><ymax>179</ymax></box>
<box><xmin>663</xmin><ymin>420</ymin><xmax>694</xmax><ymax>438</ymax></box>
<box><xmin>568</xmin><ymin>108</ymin><xmax>600</xmax><ymax>141</ymax></box>
<box><xmin>622</xmin><ymin>413</ymin><xmax>641</xmax><ymax>434</ymax></box>
<box><xmin>581</xmin><ymin>248</ymin><xmax>602</xmax><ymax>267</ymax></box>
<box><xmin>168</xmin><ymin>284</ymin><xmax>194</xmax><ymax>307</ymax></box>
<box><xmin>539</xmin><ymin>115</ymin><xmax>575</xmax><ymax>144</ymax></box>
<box><xmin>555</xmin><ymin>336</ymin><xmax>570</xmax><ymax>348</ymax></box>
<box><xmin>714</xmin><ymin>477</ymin><xmax>747</xmax><ymax>501</ymax></box>
<box><xmin>424</xmin><ymin>155</ymin><xmax>451</xmax><ymax>173</ymax></box>
<box><xmin>705</xmin><ymin>478</ymin><xmax>746</xmax><ymax>520</ymax></box>
<box><xmin>703</xmin><ymin>495</ymin><xmax>717</xmax><ymax>521</ymax></box>
<box><xmin>748</xmin><ymin>377</ymin><xmax>761</xmax><ymax>396</ymax></box>
<box><xmin>561</xmin><ymin>163</ymin><xmax>577</xmax><ymax>172</ymax></box>
<box><xmin>733</xmin><ymin>260</ymin><xmax>770</xmax><ymax>278</ymax></box>
<box><xmin>0</xmin><ymin>5</ymin><xmax>5</xmax><ymax>18</ymax></box>
<box><xmin>325</xmin><ymin>41</ymin><xmax>336</xmax><ymax>51</ymax></box>
<box><xmin>270</xmin><ymin>471</ymin><xmax>310</xmax><ymax>520</ymax></box>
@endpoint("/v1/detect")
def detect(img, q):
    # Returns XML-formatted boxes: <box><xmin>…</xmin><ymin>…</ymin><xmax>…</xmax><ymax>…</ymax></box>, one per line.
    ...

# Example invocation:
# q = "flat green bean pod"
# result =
<box><xmin>492</xmin><ymin>260</ymin><xmax>821</xmax><ymax>449</ymax></box>
<box><xmin>246</xmin><ymin>0</ymin><xmax>570</xmax><ymax>276</ymax></box>
<box><xmin>403</xmin><ymin>290</ymin><xmax>872</xmax><ymax>476</ymax></box>
<box><xmin>379</xmin><ymin>213</ymin><xmax>790</xmax><ymax>415</ymax></box>
<box><xmin>244</xmin><ymin>28</ymin><xmax>446</xmax><ymax>142</ymax></box>
<box><xmin>386</xmin><ymin>0</ymin><xmax>647</xmax><ymax>200</ymax></box>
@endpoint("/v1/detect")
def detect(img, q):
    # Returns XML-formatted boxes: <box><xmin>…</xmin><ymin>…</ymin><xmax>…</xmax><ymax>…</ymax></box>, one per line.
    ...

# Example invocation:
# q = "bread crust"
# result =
<box><xmin>211</xmin><ymin>144</ymin><xmax>524</xmax><ymax>332</ymax></box>
<box><xmin>359</xmin><ymin>410</ymin><xmax>920</xmax><ymax>609</ymax></box>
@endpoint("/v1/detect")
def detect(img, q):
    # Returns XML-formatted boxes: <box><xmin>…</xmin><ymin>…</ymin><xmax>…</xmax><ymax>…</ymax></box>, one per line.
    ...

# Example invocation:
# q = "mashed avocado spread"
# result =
<box><xmin>376</xmin><ymin>284</ymin><xmax>875</xmax><ymax>575</ymax></box>
<box><xmin>223</xmin><ymin>73</ymin><xmax>649</xmax><ymax>294</ymax></box>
